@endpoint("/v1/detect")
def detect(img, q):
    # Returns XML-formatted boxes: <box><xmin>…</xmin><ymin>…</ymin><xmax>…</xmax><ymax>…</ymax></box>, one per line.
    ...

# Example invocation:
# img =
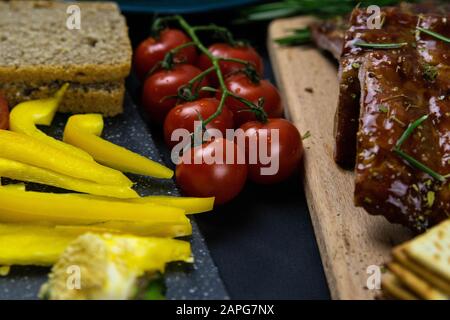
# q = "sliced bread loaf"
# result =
<box><xmin>0</xmin><ymin>1</ymin><xmax>132</xmax><ymax>116</ymax></box>
<box><xmin>0</xmin><ymin>1</ymin><xmax>132</xmax><ymax>83</ymax></box>
<box><xmin>0</xmin><ymin>81</ymin><xmax>125</xmax><ymax>117</ymax></box>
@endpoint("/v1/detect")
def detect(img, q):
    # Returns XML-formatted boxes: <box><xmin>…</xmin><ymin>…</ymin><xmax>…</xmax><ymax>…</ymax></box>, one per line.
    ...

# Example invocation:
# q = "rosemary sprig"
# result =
<box><xmin>417</xmin><ymin>26</ymin><xmax>450</xmax><ymax>44</ymax></box>
<box><xmin>237</xmin><ymin>0</ymin><xmax>408</xmax><ymax>23</ymax></box>
<box><xmin>354</xmin><ymin>40</ymin><xmax>408</xmax><ymax>49</ymax></box>
<box><xmin>394</xmin><ymin>115</ymin><xmax>446</xmax><ymax>182</ymax></box>
<box><xmin>275</xmin><ymin>28</ymin><xmax>312</xmax><ymax>46</ymax></box>
<box><xmin>395</xmin><ymin>114</ymin><xmax>428</xmax><ymax>149</ymax></box>
<box><xmin>394</xmin><ymin>149</ymin><xmax>445</xmax><ymax>182</ymax></box>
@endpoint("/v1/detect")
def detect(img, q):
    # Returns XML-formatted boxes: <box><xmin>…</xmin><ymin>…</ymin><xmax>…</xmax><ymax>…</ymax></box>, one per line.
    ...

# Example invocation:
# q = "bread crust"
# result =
<box><xmin>1</xmin><ymin>81</ymin><xmax>125</xmax><ymax>117</ymax></box>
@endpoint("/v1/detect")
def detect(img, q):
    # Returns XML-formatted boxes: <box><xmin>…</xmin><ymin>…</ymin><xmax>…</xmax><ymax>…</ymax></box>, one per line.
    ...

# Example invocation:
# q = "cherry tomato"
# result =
<box><xmin>197</xmin><ymin>43</ymin><xmax>263</xmax><ymax>85</ymax></box>
<box><xmin>239</xmin><ymin>118</ymin><xmax>303</xmax><ymax>184</ymax></box>
<box><xmin>164</xmin><ymin>98</ymin><xmax>234</xmax><ymax>148</ymax></box>
<box><xmin>218</xmin><ymin>73</ymin><xmax>283</xmax><ymax>127</ymax></box>
<box><xmin>0</xmin><ymin>93</ymin><xmax>9</xmax><ymax>130</ymax></box>
<box><xmin>134</xmin><ymin>29</ymin><xmax>198</xmax><ymax>80</ymax></box>
<box><xmin>142</xmin><ymin>64</ymin><xmax>210</xmax><ymax>123</ymax></box>
<box><xmin>176</xmin><ymin>138</ymin><xmax>248</xmax><ymax>205</ymax></box>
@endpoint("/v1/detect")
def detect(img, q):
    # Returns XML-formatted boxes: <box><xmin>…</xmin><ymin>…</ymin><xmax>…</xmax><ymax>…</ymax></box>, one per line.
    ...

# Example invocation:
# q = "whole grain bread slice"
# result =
<box><xmin>0</xmin><ymin>0</ymin><xmax>132</xmax><ymax>84</ymax></box>
<box><xmin>1</xmin><ymin>81</ymin><xmax>125</xmax><ymax>117</ymax></box>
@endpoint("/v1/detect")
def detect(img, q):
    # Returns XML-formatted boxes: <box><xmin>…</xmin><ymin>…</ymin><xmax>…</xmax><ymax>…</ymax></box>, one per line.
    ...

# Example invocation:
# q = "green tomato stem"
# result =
<box><xmin>172</xmin><ymin>15</ymin><xmax>265</xmax><ymax>128</ymax></box>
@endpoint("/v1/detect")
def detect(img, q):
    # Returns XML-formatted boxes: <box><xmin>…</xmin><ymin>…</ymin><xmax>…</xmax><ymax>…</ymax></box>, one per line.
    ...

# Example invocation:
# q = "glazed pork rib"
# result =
<box><xmin>310</xmin><ymin>16</ymin><xmax>348</xmax><ymax>60</ymax></box>
<box><xmin>354</xmin><ymin>13</ymin><xmax>450</xmax><ymax>231</ymax></box>
<box><xmin>309</xmin><ymin>2</ymin><xmax>450</xmax><ymax>64</ymax></box>
<box><xmin>333</xmin><ymin>7</ymin><xmax>422</xmax><ymax>168</ymax></box>
<box><xmin>331</xmin><ymin>2</ymin><xmax>450</xmax><ymax>168</ymax></box>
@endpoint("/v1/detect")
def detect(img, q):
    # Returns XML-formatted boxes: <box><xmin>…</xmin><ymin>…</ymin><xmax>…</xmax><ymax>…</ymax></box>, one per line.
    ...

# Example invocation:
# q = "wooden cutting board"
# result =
<box><xmin>267</xmin><ymin>16</ymin><xmax>413</xmax><ymax>300</ymax></box>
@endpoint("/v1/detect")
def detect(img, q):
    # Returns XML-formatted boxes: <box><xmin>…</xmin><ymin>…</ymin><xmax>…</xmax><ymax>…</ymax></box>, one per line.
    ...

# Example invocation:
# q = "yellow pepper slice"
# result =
<box><xmin>0</xmin><ymin>129</ymin><xmax>132</xmax><ymax>186</ymax></box>
<box><xmin>0</xmin><ymin>157</ymin><xmax>138</xmax><ymax>199</ymax></box>
<box><xmin>0</xmin><ymin>223</ymin><xmax>80</xmax><ymax>266</ymax></box>
<box><xmin>74</xmin><ymin>193</ymin><xmax>214</xmax><ymax>214</ymax></box>
<box><xmin>0</xmin><ymin>182</ymin><xmax>213</xmax><ymax>213</ymax></box>
<box><xmin>0</xmin><ymin>224</ymin><xmax>192</xmax><ymax>267</ymax></box>
<box><xmin>0</xmin><ymin>187</ymin><xmax>191</xmax><ymax>237</ymax></box>
<box><xmin>63</xmin><ymin>114</ymin><xmax>174</xmax><ymax>179</ymax></box>
<box><xmin>131</xmin><ymin>196</ymin><xmax>215</xmax><ymax>214</ymax></box>
<box><xmin>1</xmin><ymin>182</ymin><xmax>26</xmax><ymax>191</ymax></box>
<box><xmin>0</xmin><ymin>266</ymin><xmax>10</xmax><ymax>276</ymax></box>
<box><xmin>56</xmin><ymin>221</ymin><xmax>191</xmax><ymax>238</ymax></box>
<box><xmin>9</xmin><ymin>84</ymin><xmax>94</xmax><ymax>161</ymax></box>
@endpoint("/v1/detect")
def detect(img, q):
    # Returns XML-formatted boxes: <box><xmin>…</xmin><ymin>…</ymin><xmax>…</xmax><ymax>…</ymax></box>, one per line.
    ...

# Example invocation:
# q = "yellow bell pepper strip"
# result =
<box><xmin>0</xmin><ymin>187</ymin><xmax>192</xmax><ymax>237</ymax></box>
<box><xmin>53</xmin><ymin>221</ymin><xmax>191</xmax><ymax>238</ymax></box>
<box><xmin>1</xmin><ymin>182</ymin><xmax>26</xmax><ymax>191</ymax></box>
<box><xmin>0</xmin><ymin>129</ymin><xmax>132</xmax><ymax>186</ymax></box>
<box><xmin>0</xmin><ymin>158</ymin><xmax>138</xmax><ymax>199</ymax></box>
<box><xmin>0</xmin><ymin>266</ymin><xmax>10</xmax><ymax>276</ymax></box>
<box><xmin>63</xmin><ymin>114</ymin><xmax>174</xmax><ymax>179</ymax></box>
<box><xmin>75</xmin><ymin>193</ymin><xmax>214</xmax><ymax>214</ymax></box>
<box><xmin>0</xmin><ymin>224</ymin><xmax>192</xmax><ymax>268</ymax></box>
<box><xmin>0</xmin><ymin>223</ymin><xmax>81</xmax><ymax>266</ymax></box>
<box><xmin>131</xmin><ymin>196</ymin><xmax>215</xmax><ymax>214</ymax></box>
<box><xmin>9</xmin><ymin>84</ymin><xmax>93</xmax><ymax>161</ymax></box>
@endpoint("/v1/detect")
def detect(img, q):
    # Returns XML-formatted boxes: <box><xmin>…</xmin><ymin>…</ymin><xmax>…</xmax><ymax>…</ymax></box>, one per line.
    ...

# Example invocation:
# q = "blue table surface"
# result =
<box><xmin>116</xmin><ymin>0</ymin><xmax>260</xmax><ymax>13</ymax></box>
<box><xmin>125</xmin><ymin>9</ymin><xmax>331</xmax><ymax>300</ymax></box>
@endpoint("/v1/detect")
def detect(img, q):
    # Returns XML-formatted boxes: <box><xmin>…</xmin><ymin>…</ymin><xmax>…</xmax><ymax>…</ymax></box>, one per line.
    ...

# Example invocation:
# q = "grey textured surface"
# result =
<box><xmin>0</xmin><ymin>94</ymin><xmax>228</xmax><ymax>300</ymax></box>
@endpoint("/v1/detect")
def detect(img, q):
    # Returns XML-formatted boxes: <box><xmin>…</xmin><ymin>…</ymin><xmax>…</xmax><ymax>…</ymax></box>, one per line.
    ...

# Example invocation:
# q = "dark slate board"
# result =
<box><xmin>0</xmin><ymin>94</ymin><xmax>229</xmax><ymax>300</ymax></box>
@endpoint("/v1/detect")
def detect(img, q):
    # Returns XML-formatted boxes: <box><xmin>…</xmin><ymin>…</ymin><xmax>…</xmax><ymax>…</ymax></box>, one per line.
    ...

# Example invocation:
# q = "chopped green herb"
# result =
<box><xmin>378</xmin><ymin>105</ymin><xmax>388</xmax><ymax>113</ymax></box>
<box><xmin>352</xmin><ymin>62</ymin><xmax>361</xmax><ymax>69</ymax></box>
<box><xmin>142</xmin><ymin>275</ymin><xmax>166</xmax><ymax>300</ymax></box>
<box><xmin>426</xmin><ymin>191</ymin><xmax>435</xmax><ymax>208</ymax></box>
<box><xmin>423</xmin><ymin>64</ymin><xmax>439</xmax><ymax>82</ymax></box>
<box><xmin>302</xmin><ymin>130</ymin><xmax>311</xmax><ymax>140</ymax></box>
<box><xmin>364</xmin><ymin>197</ymin><xmax>372</xmax><ymax>204</ymax></box>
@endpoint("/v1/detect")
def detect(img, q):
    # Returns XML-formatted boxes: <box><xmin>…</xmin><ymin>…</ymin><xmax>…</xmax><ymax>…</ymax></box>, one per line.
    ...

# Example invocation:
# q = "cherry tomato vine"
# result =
<box><xmin>153</xmin><ymin>15</ymin><xmax>269</xmax><ymax>131</ymax></box>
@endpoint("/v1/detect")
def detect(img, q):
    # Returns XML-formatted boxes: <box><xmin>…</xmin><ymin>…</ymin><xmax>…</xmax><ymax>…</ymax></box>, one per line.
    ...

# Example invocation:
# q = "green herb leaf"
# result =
<box><xmin>143</xmin><ymin>276</ymin><xmax>166</xmax><ymax>300</ymax></box>
<box><xmin>423</xmin><ymin>64</ymin><xmax>439</xmax><ymax>82</ymax></box>
<box><xmin>395</xmin><ymin>114</ymin><xmax>428</xmax><ymax>149</ymax></box>
<box><xmin>378</xmin><ymin>105</ymin><xmax>388</xmax><ymax>113</ymax></box>
<box><xmin>394</xmin><ymin>148</ymin><xmax>445</xmax><ymax>182</ymax></box>
<box><xmin>394</xmin><ymin>114</ymin><xmax>447</xmax><ymax>182</ymax></box>
<box><xmin>417</xmin><ymin>27</ymin><xmax>450</xmax><ymax>44</ymax></box>
<box><xmin>354</xmin><ymin>40</ymin><xmax>408</xmax><ymax>49</ymax></box>
<box><xmin>237</xmin><ymin>0</ymin><xmax>408</xmax><ymax>23</ymax></box>
<box><xmin>427</xmin><ymin>191</ymin><xmax>435</xmax><ymax>208</ymax></box>
<box><xmin>302</xmin><ymin>130</ymin><xmax>311</xmax><ymax>140</ymax></box>
<box><xmin>275</xmin><ymin>28</ymin><xmax>311</xmax><ymax>46</ymax></box>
